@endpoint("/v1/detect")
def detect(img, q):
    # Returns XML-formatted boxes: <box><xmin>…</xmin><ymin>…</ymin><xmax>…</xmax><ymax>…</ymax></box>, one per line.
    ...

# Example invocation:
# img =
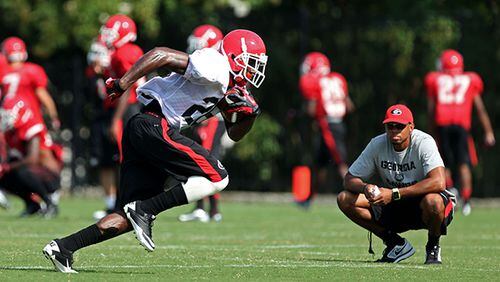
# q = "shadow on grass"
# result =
<box><xmin>0</xmin><ymin>266</ymin><xmax>155</xmax><ymax>274</ymax></box>
<box><xmin>306</xmin><ymin>258</ymin><xmax>376</xmax><ymax>263</ymax></box>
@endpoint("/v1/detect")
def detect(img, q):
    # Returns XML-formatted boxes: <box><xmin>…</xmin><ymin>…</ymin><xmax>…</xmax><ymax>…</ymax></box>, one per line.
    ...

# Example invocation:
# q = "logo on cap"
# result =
<box><xmin>391</xmin><ymin>109</ymin><xmax>402</xmax><ymax>115</ymax></box>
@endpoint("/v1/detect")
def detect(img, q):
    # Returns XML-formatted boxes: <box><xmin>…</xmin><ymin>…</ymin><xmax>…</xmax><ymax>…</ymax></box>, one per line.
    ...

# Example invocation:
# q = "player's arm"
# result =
<box><xmin>113</xmin><ymin>48</ymin><xmax>189</xmax><ymax>94</ymax></box>
<box><xmin>371</xmin><ymin>166</ymin><xmax>446</xmax><ymax>206</ymax></box>
<box><xmin>35</xmin><ymin>87</ymin><xmax>60</xmax><ymax>129</ymax></box>
<box><xmin>473</xmin><ymin>95</ymin><xmax>496</xmax><ymax>146</ymax></box>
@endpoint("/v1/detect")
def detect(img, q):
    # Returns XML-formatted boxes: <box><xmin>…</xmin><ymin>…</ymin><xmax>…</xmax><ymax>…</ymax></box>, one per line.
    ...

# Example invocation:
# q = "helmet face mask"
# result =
<box><xmin>301</xmin><ymin>52</ymin><xmax>330</xmax><ymax>76</ymax></box>
<box><xmin>221</xmin><ymin>30</ymin><xmax>268</xmax><ymax>88</ymax></box>
<box><xmin>87</xmin><ymin>40</ymin><xmax>110</xmax><ymax>67</ymax></box>
<box><xmin>2</xmin><ymin>37</ymin><xmax>28</xmax><ymax>63</ymax></box>
<box><xmin>100</xmin><ymin>14</ymin><xmax>137</xmax><ymax>49</ymax></box>
<box><xmin>187</xmin><ymin>25</ymin><xmax>223</xmax><ymax>54</ymax></box>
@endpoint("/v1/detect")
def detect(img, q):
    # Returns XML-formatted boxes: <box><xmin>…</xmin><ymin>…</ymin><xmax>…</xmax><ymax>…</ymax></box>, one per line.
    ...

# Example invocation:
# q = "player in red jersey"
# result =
<box><xmin>86</xmin><ymin>38</ymin><xmax>120</xmax><ymax>219</ymax></box>
<box><xmin>299</xmin><ymin>52</ymin><xmax>354</xmax><ymax>205</ymax></box>
<box><xmin>425</xmin><ymin>49</ymin><xmax>495</xmax><ymax>215</ymax></box>
<box><xmin>0</xmin><ymin>95</ymin><xmax>61</xmax><ymax>217</ymax></box>
<box><xmin>87</xmin><ymin>15</ymin><xmax>144</xmax><ymax>218</ymax></box>
<box><xmin>0</xmin><ymin>37</ymin><xmax>60</xmax><ymax>130</ymax></box>
<box><xmin>178</xmin><ymin>24</ymin><xmax>227</xmax><ymax>223</ymax></box>
<box><xmin>100</xmin><ymin>14</ymin><xmax>144</xmax><ymax>152</ymax></box>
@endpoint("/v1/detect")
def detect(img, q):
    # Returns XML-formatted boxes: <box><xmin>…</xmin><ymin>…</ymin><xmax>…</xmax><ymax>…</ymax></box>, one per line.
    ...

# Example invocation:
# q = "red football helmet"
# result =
<box><xmin>301</xmin><ymin>52</ymin><xmax>330</xmax><ymax>76</ymax></box>
<box><xmin>187</xmin><ymin>24</ymin><xmax>223</xmax><ymax>54</ymax></box>
<box><xmin>2</xmin><ymin>37</ymin><xmax>28</xmax><ymax>63</ymax></box>
<box><xmin>439</xmin><ymin>49</ymin><xmax>463</xmax><ymax>74</ymax></box>
<box><xmin>221</xmin><ymin>29</ymin><xmax>268</xmax><ymax>88</ymax></box>
<box><xmin>100</xmin><ymin>14</ymin><xmax>137</xmax><ymax>49</ymax></box>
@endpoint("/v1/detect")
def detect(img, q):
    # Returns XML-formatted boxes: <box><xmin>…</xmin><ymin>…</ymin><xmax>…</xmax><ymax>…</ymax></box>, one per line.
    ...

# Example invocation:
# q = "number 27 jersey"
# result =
<box><xmin>425</xmin><ymin>71</ymin><xmax>483</xmax><ymax>130</ymax></box>
<box><xmin>136</xmin><ymin>48</ymin><xmax>230</xmax><ymax>130</ymax></box>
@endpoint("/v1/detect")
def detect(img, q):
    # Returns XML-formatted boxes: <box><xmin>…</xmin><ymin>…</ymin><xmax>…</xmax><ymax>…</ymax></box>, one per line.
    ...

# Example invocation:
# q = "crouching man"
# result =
<box><xmin>337</xmin><ymin>104</ymin><xmax>455</xmax><ymax>264</ymax></box>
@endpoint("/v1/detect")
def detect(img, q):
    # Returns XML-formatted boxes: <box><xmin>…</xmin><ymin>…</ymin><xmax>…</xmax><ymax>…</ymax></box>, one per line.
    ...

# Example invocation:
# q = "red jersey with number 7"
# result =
<box><xmin>0</xmin><ymin>62</ymin><xmax>48</xmax><ymax>118</ymax></box>
<box><xmin>425</xmin><ymin>71</ymin><xmax>483</xmax><ymax>130</ymax></box>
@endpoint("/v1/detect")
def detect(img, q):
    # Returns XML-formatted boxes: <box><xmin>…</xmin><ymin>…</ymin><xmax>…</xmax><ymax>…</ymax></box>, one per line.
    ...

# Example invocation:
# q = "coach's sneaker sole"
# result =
<box><xmin>124</xmin><ymin>201</ymin><xmax>156</xmax><ymax>252</ymax></box>
<box><xmin>377</xmin><ymin>238</ymin><xmax>416</xmax><ymax>263</ymax></box>
<box><xmin>425</xmin><ymin>245</ymin><xmax>442</xmax><ymax>264</ymax></box>
<box><xmin>43</xmin><ymin>240</ymin><xmax>77</xmax><ymax>273</ymax></box>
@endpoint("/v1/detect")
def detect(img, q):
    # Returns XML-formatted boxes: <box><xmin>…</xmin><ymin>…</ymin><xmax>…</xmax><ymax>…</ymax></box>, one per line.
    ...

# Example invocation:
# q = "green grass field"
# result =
<box><xmin>0</xmin><ymin>195</ymin><xmax>499</xmax><ymax>281</ymax></box>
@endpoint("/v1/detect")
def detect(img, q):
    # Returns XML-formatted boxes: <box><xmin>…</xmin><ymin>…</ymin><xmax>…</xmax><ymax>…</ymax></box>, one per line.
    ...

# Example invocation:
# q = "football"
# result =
<box><xmin>217</xmin><ymin>87</ymin><xmax>248</xmax><ymax>123</ymax></box>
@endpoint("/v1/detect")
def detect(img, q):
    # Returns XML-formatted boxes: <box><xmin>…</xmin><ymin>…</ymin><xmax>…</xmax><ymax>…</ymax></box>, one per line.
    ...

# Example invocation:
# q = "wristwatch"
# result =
<box><xmin>392</xmin><ymin>188</ymin><xmax>401</xmax><ymax>201</ymax></box>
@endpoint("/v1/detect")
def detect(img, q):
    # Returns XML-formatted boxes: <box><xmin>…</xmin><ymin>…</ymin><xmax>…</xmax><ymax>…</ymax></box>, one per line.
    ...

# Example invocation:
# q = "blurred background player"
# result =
<box><xmin>91</xmin><ymin>14</ymin><xmax>144</xmax><ymax>219</ymax></box>
<box><xmin>85</xmin><ymin>38</ymin><xmax>119</xmax><ymax>220</ymax></box>
<box><xmin>298</xmin><ymin>52</ymin><xmax>354</xmax><ymax>206</ymax></box>
<box><xmin>0</xmin><ymin>37</ymin><xmax>60</xmax><ymax>131</ymax></box>
<box><xmin>0</xmin><ymin>94</ymin><xmax>61</xmax><ymax>217</ymax></box>
<box><xmin>425</xmin><ymin>49</ymin><xmax>495</xmax><ymax>215</ymax></box>
<box><xmin>178</xmin><ymin>24</ymin><xmax>229</xmax><ymax>222</ymax></box>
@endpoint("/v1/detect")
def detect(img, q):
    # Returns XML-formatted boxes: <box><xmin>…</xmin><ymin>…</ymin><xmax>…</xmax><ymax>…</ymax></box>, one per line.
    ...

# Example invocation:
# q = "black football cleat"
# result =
<box><xmin>43</xmin><ymin>239</ymin><xmax>77</xmax><ymax>273</ymax></box>
<box><xmin>376</xmin><ymin>238</ymin><xmax>415</xmax><ymax>263</ymax></box>
<box><xmin>124</xmin><ymin>201</ymin><xmax>156</xmax><ymax>252</ymax></box>
<box><xmin>425</xmin><ymin>245</ymin><xmax>442</xmax><ymax>264</ymax></box>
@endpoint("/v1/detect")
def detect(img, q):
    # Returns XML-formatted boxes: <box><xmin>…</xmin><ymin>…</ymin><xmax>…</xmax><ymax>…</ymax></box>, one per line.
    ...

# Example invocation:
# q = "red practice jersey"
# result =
<box><xmin>0</xmin><ymin>62</ymin><xmax>48</xmax><ymax>117</ymax></box>
<box><xmin>299</xmin><ymin>72</ymin><xmax>349</xmax><ymax>121</ymax></box>
<box><xmin>425</xmin><ymin>71</ymin><xmax>483</xmax><ymax>130</ymax></box>
<box><xmin>107</xmin><ymin>43</ymin><xmax>143</xmax><ymax>107</ymax></box>
<box><xmin>1</xmin><ymin>96</ymin><xmax>52</xmax><ymax>159</ymax></box>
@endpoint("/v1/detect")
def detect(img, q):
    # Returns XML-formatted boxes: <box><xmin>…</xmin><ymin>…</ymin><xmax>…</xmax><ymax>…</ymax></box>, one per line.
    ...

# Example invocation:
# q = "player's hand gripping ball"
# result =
<box><xmin>217</xmin><ymin>86</ymin><xmax>261</xmax><ymax>123</ymax></box>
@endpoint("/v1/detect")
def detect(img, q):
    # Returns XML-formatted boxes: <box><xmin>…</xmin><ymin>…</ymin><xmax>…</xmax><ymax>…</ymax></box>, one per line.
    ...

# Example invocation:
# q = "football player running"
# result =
<box><xmin>43</xmin><ymin>29</ymin><xmax>267</xmax><ymax>273</ymax></box>
<box><xmin>178</xmin><ymin>24</ymin><xmax>228</xmax><ymax>223</ymax></box>
<box><xmin>337</xmin><ymin>104</ymin><xmax>455</xmax><ymax>264</ymax></box>
<box><xmin>425</xmin><ymin>49</ymin><xmax>495</xmax><ymax>216</ymax></box>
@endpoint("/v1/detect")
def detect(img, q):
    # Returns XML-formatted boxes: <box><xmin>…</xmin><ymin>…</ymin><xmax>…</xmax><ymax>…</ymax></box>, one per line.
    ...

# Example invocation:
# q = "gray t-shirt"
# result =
<box><xmin>348</xmin><ymin>129</ymin><xmax>444</xmax><ymax>188</ymax></box>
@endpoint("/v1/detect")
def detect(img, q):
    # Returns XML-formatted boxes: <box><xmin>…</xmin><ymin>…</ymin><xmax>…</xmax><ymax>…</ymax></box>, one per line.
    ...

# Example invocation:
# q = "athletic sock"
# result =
<box><xmin>382</xmin><ymin>230</ymin><xmax>404</xmax><ymax>246</ymax></box>
<box><xmin>209</xmin><ymin>195</ymin><xmax>219</xmax><ymax>215</ymax></box>
<box><xmin>195</xmin><ymin>199</ymin><xmax>204</xmax><ymax>210</ymax></box>
<box><xmin>427</xmin><ymin>234</ymin><xmax>440</xmax><ymax>248</ymax></box>
<box><xmin>139</xmin><ymin>184</ymin><xmax>188</xmax><ymax>216</ymax></box>
<box><xmin>59</xmin><ymin>224</ymin><xmax>108</xmax><ymax>253</ymax></box>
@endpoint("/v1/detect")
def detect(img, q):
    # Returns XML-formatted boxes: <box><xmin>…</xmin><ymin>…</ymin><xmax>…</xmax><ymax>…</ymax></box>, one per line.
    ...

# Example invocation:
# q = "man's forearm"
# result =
<box><xmin>399</xmin><ymin>174</ymin><xmax>445</xmax><ymax>198</ymax></box>
<box><xmin>343</xmin><ymin>173</ymin><xmax>367</xmax><ymax>194</ymax></box>
<box><xmin>119</xmin><ymin>47</ymin><xmax>188</xmax><ymax>90</ymax></box>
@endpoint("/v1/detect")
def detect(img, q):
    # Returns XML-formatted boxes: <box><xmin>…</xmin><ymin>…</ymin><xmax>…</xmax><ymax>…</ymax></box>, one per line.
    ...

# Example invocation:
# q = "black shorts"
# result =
<box><xmin>90</xmin><ymin>112</ymin><xmax>120</xmax><ymax>168</ymax></box>
<box><xmin>116</xmin><ymin>102</ymin><xmax>228</xmax><ymax>209</ymax></box>
<box><xmin>317</xmin><ymin>121</ymin><xmax>347</xmax><ymax>166</ymax></box>
<box><xmin>437</xmin><ymin>125</ymin><xmax>470</xmax><ymax>167</ymax></box>
<box><xmin>371</xmin><ymin>190</ymin><xmax>456</xmax><ymax>235</ymax></box>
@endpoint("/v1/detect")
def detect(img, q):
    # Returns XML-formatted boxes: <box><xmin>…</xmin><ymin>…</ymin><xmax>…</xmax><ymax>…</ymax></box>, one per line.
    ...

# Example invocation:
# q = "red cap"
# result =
<box><xmin>382</xmin><ymin>104</ymin><xmax>413</xmax><ymax>124</ymax></box>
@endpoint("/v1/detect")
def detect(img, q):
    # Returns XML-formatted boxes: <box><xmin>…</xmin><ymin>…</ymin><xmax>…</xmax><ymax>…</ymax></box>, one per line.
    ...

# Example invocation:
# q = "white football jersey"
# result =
<box><xmin>348</xmin><ymin>129</ymin><xmax>444</xmax><ymax>188</ymax></box>
<box><xmin>137</xmin><ymin>48</ymin><xmax>230</xmax><ymax>129</ymax></box>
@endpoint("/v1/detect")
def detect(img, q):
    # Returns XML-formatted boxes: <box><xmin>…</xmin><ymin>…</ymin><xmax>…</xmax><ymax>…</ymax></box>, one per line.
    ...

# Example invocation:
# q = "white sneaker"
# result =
<box><xmin>211</xmin><ymin>213</ymin><xmax>222</xmax><ymax>222</ymax></box>
<box><xmin>178</xmin><ymin>209</ymin><xmax>210</xmax><ymax>223</ymax></box>
<box><xmin>462</xmin><ymin>202</ymin><xmax>472</xmax><ymax>216</ymax></box>
<box><xmin>0</xmin><ymin>189</ymin><xmax>10</xmax><ymax>209</ymax></box>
